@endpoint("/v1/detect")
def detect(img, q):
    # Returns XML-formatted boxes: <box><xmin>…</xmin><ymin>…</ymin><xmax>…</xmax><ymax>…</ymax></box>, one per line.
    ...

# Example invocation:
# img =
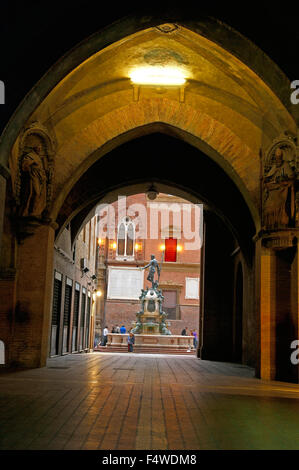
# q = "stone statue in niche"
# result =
<box><xmin>263</xmin><ymin>142</ymin><xmax>296</xmax><ymax>229</ymax></box>
<box><xmin>19</xmin><ymin>136</ymin><xmax>47</xmax><ymax>217</ymax></box>
<box><xmin>15</xmin><ymin>123</ymin><xmax>55</xmax><ymax>220</ymax></box>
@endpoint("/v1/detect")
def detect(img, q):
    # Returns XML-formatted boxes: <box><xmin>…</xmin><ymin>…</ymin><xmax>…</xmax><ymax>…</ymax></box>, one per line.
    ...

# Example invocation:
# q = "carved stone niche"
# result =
<box><xmin>261</xmin><ymin>134</ymin><xmax>298</xmax><ymax>231</ymax></box>
<box><xmin>13</xmin><ymin>122</ymin><xmax>56</xmax><ymax>241</ymax></box>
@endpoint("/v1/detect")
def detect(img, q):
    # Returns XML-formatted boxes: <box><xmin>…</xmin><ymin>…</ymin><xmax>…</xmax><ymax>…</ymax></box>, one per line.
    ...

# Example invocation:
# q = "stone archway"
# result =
<box><xmin>48</xmin><ymin>100</ymin><xmax>260</xmax><ymax>227</ymax></box>
<box><xmin>0</xmin><ymin>15</ymin><xmax>297</xmax><ymax>381</ymax></box>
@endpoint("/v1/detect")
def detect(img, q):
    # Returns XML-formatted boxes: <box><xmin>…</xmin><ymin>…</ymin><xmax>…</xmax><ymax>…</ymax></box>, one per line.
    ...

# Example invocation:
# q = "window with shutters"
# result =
<box><xmin>80</xmin><ymin>293</ymin><xmax>86</xmax><ymax>328</ymax></box>
<box><xmin>185</xmin><ymin>277</ymin><xmax>199</xmax><ymax>299</ymax></box>
<box><xmin>51</xmin><ymin>273</ymin><xmax>62</xmax><ymax>356</ymax></box>
<box><xmin>163</xmin><ymin>290</ymin><xmax>180</xmax><ymax>319</ymax></box>
<box><xmin>87</xmin><ymin>295</ymin><xmax>91</xmax><ymax>318</ymax></box>
<box><xmin>52</xmin><ymin>278</ymin><xmax>62</xmax><ymax>326</ymax></box>
<box><xmin>63</xmin><ymin>281</ymin><xmax>72</xmax><ymax>353</ymax></box>
<box><xmin>72</xmin><ymin>285</ymin><xmax>80</xmax><ymax>352</ymax></box>
<box><xmin>164</xmin><ymin>238</ymin><xmax>177</xmax><ymax>262</ymax></box>
<box><xmin>85</xmin><ymin>294</ymin><xmax>91</xmax><ymax>348</ymax></box>
<box><xmin>73</xmin><ymin>289</ymin><xmax>80</xmax><ymax>328</ymax></box>
<box><xmin>63</xmin><ymin>284</ymin><xmax>72</xmax><ymax>326</ymax></box>
<box><xmin>79</xmin><ymin>291</ymin><xmax>86</xmax><ymax>350</ymax></box>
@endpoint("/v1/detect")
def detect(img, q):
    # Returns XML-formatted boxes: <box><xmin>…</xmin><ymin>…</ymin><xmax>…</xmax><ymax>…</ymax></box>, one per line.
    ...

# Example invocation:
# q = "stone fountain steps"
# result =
<box><xmin>94</xmin><ymin>346</ymin><xmax>196</xmax><ymax>355</ymax></box>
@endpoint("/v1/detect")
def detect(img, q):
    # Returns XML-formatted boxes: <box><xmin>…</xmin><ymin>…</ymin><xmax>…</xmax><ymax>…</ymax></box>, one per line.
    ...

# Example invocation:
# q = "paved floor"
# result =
<box><xmin>1</xmin><ymin>352</ymin><xmax>299</xmax><ymax>450</ymax></box>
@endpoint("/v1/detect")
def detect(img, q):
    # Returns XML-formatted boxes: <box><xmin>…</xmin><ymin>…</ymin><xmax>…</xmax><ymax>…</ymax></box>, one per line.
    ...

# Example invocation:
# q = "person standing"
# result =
<box><xmin>102</xmin><ymin>325</ymin><xmax>109</xmax><ymax>346</ymax></box>
<box><xmin>94</xmin><ymin>332</ymin><xmax>100</xmax><ymax>349</ymax></box>
<box><xmin>120</xmin><ymin>325</ymin><xmax>126</xmax><ymax>334</ymax></box>
<box><xmin>181</xmin><ymin>327</ymin><xmax>188</xmax><ymax>336</ymax></box>
<box><xmin>127</xmin><ymin>332</ymin><xmax>135</xmax><ymax>352</ymax></box>
<box><xmin>192</xmin><ymin>330</ymin><xmax>198</xmax><ymax>349</ymax></box>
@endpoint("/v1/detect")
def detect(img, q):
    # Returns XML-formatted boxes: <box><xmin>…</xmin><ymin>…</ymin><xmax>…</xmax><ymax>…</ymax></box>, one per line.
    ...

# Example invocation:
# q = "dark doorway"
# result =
<box><xmin>233</xmin><ymin>262</ymin><xmax>243</xmax><ymax>363</ymax></box>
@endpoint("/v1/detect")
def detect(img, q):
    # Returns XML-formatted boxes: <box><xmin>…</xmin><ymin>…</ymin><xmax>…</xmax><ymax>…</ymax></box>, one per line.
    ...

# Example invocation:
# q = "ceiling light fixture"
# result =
<box><xmin>130</xmin><ymin>67</ymin><xmax>186</xmax><ymax>86</ymax></box>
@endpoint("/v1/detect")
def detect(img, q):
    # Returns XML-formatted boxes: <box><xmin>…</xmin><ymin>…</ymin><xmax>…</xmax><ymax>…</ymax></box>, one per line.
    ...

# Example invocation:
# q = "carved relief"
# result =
<box><xmin>261</xmin><ymin>135</ymin><xmax>298</xmax><ymax>230</ymax></box>
<box><xmin>15</xmin><ymin>122</ymin><xmax>56</xmax><ymax>219</ymax></box>
<box><xmin>261</xmin><ymin>231</ymin><xmax>298</xmax><ymax>249</ymax></box>
<box><xmin>155</xmin><ymin>24</ymin><xmax>179</xmax><ymax>34</ymax></box>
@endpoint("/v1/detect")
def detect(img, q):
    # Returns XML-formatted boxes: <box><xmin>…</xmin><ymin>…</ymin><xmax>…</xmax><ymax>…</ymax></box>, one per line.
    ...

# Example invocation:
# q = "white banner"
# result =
<box><xmin>107</xmin><ymin>267</ymin><xmax>144</xmax><ymax>300</ymax></box>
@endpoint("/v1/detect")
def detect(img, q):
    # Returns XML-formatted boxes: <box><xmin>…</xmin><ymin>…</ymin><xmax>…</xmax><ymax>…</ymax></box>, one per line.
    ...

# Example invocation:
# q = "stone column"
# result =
<box><xmin>259</xmin><ymin>245</ymin><xmax>277</xmax><ymax>380</ymax></box>
<box><xmin>258</xmin><ymin>230</ymin><xmax>298</xmax><ymax>382</ymax></box>
<box><xmin>11</xmin><ymin>223</ymin><xmax>55</xmax><ymax>368</ymax></box>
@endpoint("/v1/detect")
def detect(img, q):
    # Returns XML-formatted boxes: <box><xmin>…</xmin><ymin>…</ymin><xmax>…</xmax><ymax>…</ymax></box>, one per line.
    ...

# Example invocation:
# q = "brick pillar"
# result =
<box><xmin>260</xmin><ymin>246</ymin><xmax>277</xmax><ymax>380</ymax></box>
<box><xmin>11</xmin><ymin>223</ymin><xmax>55</xmax><ymax>368</ymax></box>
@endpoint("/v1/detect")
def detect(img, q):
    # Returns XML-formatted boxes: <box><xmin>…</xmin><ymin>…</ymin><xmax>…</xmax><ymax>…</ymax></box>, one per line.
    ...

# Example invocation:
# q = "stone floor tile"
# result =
<box><xmin>1</xmin><ymin>353</ymin><xmax>299</xmax><ymax>450</ymax></box>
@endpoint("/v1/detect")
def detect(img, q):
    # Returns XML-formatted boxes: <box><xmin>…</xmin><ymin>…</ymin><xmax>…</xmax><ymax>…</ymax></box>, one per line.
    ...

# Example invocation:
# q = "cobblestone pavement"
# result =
<box><xmin>1</xmin><ymin>352</ymin><xmax>299</xmax><ymax>450</ymax></box>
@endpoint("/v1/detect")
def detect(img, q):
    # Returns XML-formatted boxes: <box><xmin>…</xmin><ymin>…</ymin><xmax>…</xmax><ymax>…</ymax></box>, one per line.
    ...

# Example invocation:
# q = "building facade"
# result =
<box><xmin>95</xmin><ymin>193</ymin><xmax>201</xmax><ymax>340</ymax></box>
<box><xmin>50</xmin><ymin>218</ymin><xmax>99</xmax><ymax>356</ymax></box>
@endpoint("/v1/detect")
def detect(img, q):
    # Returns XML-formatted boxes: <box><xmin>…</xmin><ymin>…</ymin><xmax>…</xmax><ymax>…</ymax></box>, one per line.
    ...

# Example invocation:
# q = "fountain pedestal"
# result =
<box><xmin>132</xmin><ymin>285</ymin><xmax>171</xmax><ymax>335</ymax></box>
<box><xmin>97</xmin><ymin>256</ymin><xmax>195</xmax><ymax>354</ymax></box>
<box><xmin>106</xmin><ymin>333</ymin><xmax>194</xmax><ymax>352</ymax></box>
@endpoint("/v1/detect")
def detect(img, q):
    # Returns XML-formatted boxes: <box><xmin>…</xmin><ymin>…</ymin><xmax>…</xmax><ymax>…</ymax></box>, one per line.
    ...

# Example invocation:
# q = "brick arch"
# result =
<box><xmin>0</xmin><ymin>13</ymin><xmax>295</xmax><ymax>176</ymax></box>
<box><xmin>52</xmin><ymin>97</ymin><xmax>260</xmax><ymax>229</ymax></box>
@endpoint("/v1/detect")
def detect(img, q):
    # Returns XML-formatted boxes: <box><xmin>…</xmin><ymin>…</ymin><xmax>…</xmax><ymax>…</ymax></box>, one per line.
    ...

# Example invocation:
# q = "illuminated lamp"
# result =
<box><xmin>130</xmin><ymin>66</ymin><xmax>187</xmax><ymax>102</ymax></box>
<box><xmin>130</xmin><ymin>67</ymin><xmax>186</xmax><ymax>86</ymax></box>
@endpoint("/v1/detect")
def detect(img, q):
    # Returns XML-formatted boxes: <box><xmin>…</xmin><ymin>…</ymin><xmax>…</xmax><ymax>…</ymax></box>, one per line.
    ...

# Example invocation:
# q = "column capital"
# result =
<box><xmin>14</xmin><ymin>215</ymin><xmax>57</xmax><ymax>244</ymax></box>
<box><xmin>253</xmin><ymin>228</ymin><xmax>298</xmax><ymax>249</ymax></box>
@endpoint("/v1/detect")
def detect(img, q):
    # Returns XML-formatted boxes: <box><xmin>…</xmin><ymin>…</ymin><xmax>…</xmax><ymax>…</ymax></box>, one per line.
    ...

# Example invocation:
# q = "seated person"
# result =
<box><xmin>120</xmin><ymin>325</ymin><xmax>126</xmax><ymax>334</ymax></box>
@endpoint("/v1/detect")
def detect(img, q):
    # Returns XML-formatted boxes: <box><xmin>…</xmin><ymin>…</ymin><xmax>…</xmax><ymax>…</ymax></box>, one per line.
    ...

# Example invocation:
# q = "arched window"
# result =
<box><xmin>117</xmin><ymin>217</ymin><xmax>135</xmax><ymax>259</ymax></box>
